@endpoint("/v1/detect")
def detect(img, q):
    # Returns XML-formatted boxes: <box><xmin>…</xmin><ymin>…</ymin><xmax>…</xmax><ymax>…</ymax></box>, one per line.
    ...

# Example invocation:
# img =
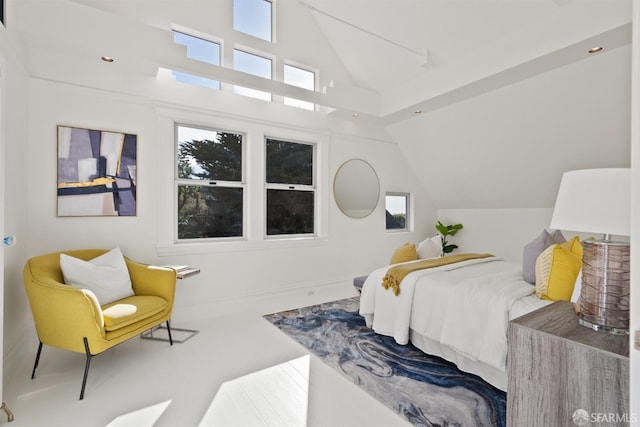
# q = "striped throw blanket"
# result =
<box><xmin>382</xmin><ymin>253</ymin><xmax>495</xmax><ymax>295</ymax></box>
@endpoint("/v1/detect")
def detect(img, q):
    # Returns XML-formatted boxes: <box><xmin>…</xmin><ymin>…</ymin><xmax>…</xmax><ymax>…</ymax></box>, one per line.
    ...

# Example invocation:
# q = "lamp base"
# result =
<box><xmin>578</xmin><ymin>315</ymin><xmax>629</xmax><ymax>335</ymax></box>
<box><xmin>579</xmin><ymin>239</ymin><xmax>630</xmax><ymax>334</ymax></box>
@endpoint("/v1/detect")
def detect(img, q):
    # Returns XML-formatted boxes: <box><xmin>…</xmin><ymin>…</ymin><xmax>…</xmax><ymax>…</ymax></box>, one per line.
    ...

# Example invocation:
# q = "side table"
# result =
<box><xmin>141</xmin><ymin>265</ymin><xmax>201</xmax><ymax>344</ymax></box>
<box><xmin>507</xmin><ymin>301</ymin><xmax>629</xmax><ymax>426</ymax></box>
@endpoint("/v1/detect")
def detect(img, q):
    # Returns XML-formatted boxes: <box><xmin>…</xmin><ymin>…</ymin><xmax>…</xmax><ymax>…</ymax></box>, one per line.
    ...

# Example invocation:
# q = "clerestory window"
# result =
<box><xmin>234</xmin><ymin>49</ymin><xmax>272</xmax><ymax>101</ymax></box>
<box><xmin>172</xmin><ymin>31</ymin><xmax>221</xmax><ymax>90</ymax></box>
<box><xmin>233</xmin><ymin>0</ymin><xmax>273</xmax><ymax>42</ymax></box>
<box><xmin>283</xmin><ymin>64</ymin><xmax>315</xmax><ymax>111</ymax></box>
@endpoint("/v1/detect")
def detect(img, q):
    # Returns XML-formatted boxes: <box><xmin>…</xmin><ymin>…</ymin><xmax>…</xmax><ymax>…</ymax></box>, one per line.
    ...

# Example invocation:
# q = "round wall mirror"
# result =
<box><xmin>333</xmin><ymin>159</ymin><xmax>380</xmax><ymax>218</ymax></box>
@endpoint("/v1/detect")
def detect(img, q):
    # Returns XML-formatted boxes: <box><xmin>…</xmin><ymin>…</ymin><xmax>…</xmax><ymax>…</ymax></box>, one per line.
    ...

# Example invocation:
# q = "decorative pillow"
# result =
<box><xmin>534</xmin><ymin>237</ymin><xmax>582</xmax><ymax>301</ymax></box>
<box><xmin>522</xmin><ymin>229</ymin><xmax>566</xmax><ymax>284</ymax></box>
<box><xmin>389</xmin><ymin>242</ymin><xmax>418</xmax><ymax>265</ymax></box>
<box><xmin>60</xmin><ymin>248</ymin><xmax>134</xmax><ymax>305</ymax></box>
<box><xmin>417</xmin><ymin>235</ymin><xmax>441</xmax><ymax>259</ymax></box>
<box><xmin>560</xmin><ymin>235</ymin><xmax>583</xmax><ymax>258</ymax></box>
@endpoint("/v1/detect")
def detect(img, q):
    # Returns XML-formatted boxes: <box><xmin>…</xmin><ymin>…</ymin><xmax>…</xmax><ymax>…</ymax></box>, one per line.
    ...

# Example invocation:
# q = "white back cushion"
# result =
<box><xmin>60</xmin><ymin>248</ymin><xmax>134</xmax><ymax>305</ymax></box>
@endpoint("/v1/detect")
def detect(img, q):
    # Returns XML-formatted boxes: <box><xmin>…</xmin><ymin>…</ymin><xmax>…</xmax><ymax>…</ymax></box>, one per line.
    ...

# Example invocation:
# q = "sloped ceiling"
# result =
<box><xmin>301</xmin><ymin>0</ymin><xmax>632</xmax><ymax>122</ymax></box>
<box><xmin>9</xmin><ymin>0</ymin><xmax>632</xmax><ymax>121</ymax></box>
<box><xmin>6</xmin><ymin>0</ymin><xmax>633</xmax><ymax>209</ymax></box>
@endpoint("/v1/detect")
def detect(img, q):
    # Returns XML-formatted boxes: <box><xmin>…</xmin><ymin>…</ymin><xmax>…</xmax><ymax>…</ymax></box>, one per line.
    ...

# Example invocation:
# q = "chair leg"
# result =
<box><xmin>166</xmin><ymin>320</ymin><xmax>174</xmax><ymax>346</ymax></box>
<box><xmin>31</xmin><ymin>341</ymin><xmax>43</xmax><ymax>379</ymax></box>
<box><xmin>80</xmin><ymin>337</ymin><xmax>93</xmax><ymax>400</ymax></box>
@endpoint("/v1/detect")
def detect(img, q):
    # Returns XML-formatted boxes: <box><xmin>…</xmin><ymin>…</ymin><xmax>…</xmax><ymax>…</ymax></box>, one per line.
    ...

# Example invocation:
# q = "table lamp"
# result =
<box><xmin>550</xmin><ymin>168</ymin><xmax>630</xmax><ymax>334</ymax></box>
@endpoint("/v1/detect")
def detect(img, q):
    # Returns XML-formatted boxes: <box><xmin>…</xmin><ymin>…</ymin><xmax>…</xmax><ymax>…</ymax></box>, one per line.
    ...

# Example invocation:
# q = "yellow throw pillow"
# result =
<box><xmin>390</xmin><ymin>243</ymin><xmax>418</xmax><ymax>265</ymax></box>
<box><xmin>561</xmin><ymin>236</ymin><xmax>583</xmax><ymax>257</ymax></box>
<box><xmin>535</xmin><ymin>237</ymin><xmax>583</xmax><ymax>301</ymax></box>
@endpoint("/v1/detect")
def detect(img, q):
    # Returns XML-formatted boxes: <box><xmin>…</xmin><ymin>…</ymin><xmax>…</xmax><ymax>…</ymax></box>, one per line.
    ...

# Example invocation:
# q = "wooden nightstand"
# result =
<box><xmin>507</xmin><ymin>301</ymin><xmax>629</xmax><ymax>427</ymax></box>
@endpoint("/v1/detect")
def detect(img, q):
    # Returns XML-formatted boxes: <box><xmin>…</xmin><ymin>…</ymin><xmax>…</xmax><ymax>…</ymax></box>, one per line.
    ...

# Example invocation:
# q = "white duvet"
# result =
<box><xmin>359</xmin><ymin>257</ymin><xmax>536</xmax><ymax>372</ymax></box>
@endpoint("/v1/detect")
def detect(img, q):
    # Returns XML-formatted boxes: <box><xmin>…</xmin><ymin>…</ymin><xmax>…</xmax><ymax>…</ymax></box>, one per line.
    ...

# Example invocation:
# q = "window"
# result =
<box><xmin>265</xmin><ymin>138</ymin><xmax>315</xmax><ymax>236</ymax></box>
<box><xmin>284</xmin><ymin>64</ymin><xmax>315</xmax><ymax>111</ymax></box>
<box><xmin>233</xmin><ymin>0</ymin><xmax>272</xmax><ymax>42</ymax></box>
<box><xmin>172</xmin><ymin>31</ymin><xmax>221</xmax><ymax>90</ymax></box>
<box><xmin>386</xmin><ymin>193</ymin><xmax>409</xmax><ymax>231</ymax></box>
<box><xmin>234</xmin><ymin>49</ymin><xmax>272</xmax><ymax>101</ymax></box>
<box><xmin>176</xmin><ymin>125</ymin><xmax>244</xmax><ymax>239</ymax></box>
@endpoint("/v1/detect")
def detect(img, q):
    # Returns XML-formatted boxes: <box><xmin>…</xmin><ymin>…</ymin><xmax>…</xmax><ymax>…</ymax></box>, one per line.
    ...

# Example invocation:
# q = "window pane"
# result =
<box><xmin>266</xmin><ymin>189</ymin><xmax>314</xmax><ymax>235</ymax></box>
<box><xmin>266</xmin><ymin>139</ymin><xmax>313</xmax><ymax>185</ymax></box>
<box><xmin>284</xmin><ymin>64</ymin><xmax>315</xmax><ymax>110</ymax></box>
<box><xmin>172</xmin><ymin>31</ymin><xmax>220</xmax><ymax>89</ymax></box>
<box><xmin>178</xmin><ymin>185</ymin><xmax>243</xmax><ymax>239</ymax></box>
<box><xmin>174</xmin><ymin>31</ymin><xmax>220</xmax><ymax>65</ymax></box>
<box><xmin>233</xmin><ymin>0</ymin><xmax>272</xmax><ymax>42</ymax></box>
<box><xmin>386</xmin><ymin>194</ymin><xmax>407</xmax><ymax>230</ymax></box>
<box><xmin>284</xmin><ymin>65</ymin><xmax>314</xmax><ymax>90</ymax></box>
<box><xmin>172</xmin><ymin>71</ymin><xmax>220</xmax><ymax>90</ymax></box>
<box><xmin>234</xmin><ymin>49</ymin><xmax>272</xmax><ymax>100</ymax></box>
<box><xmin>177</xmin><ymin>126</ymin><xmax>242</xmax><ymax>182</ymax></box>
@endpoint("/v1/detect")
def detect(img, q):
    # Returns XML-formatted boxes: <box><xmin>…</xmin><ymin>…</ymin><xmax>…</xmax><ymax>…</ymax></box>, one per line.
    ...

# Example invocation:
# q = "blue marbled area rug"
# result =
<box><xmin>264</xmin><ymin>297</ymin><xmax>506</xmax><ymax>427</ymax></box>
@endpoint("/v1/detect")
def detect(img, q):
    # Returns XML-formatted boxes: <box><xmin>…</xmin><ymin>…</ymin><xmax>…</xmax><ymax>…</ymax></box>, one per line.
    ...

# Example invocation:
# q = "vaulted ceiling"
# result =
<box><xmin>9</xmin><ymin>0</ymin><xmax>632</xmax><ymax>122</ymax></box>
<box><xmin>6</xmin><ymin>0</ymin><xmax>633</xmax><ymax>209</ymax></box>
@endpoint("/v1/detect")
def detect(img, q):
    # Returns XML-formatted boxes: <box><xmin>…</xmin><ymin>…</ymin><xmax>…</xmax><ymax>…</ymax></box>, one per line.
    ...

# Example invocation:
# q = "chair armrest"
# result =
<box><xmin>23</xmin><ymin>275</ymin><xmax>106</xmax><ymax>353</ymax></box>
<box><xmin>126</xmin><ymin>259</ymin><xmax>176</xmax><ymax>304</ymax></box>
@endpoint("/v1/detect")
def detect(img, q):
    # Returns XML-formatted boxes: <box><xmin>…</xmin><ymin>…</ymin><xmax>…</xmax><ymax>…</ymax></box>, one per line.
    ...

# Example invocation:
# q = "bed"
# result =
<box><xmin>358</xmin><ymin>255</ymin><xmax>551</xmax><ymax>391</ymax></box>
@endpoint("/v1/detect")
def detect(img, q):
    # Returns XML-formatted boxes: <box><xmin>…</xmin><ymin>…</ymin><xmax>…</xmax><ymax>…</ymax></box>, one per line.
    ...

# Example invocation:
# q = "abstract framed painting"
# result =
<box><xmin>57</xmin><ymin>125</ymin><xmax>137</xmax><ymax>217</ymax></box>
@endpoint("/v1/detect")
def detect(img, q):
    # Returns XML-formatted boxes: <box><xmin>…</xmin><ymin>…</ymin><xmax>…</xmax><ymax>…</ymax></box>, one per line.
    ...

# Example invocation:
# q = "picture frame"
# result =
<box><xmin>57</xmin><ymin>125</ymin><xmax>137</xmax><ymax>217</ymax></box>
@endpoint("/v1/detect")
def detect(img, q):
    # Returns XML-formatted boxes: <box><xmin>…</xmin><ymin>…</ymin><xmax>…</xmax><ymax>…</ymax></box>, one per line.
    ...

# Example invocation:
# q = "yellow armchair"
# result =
<box><xmin>23</xmin><ymin>249</ymin><xmax>177</xmax><ymax>399</ymax></box>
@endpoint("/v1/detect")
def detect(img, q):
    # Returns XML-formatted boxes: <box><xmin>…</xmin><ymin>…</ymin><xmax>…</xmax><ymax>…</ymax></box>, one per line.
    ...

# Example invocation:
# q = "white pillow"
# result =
<box><xmin>417</xmin><ymin>235</ymin><xmax>441</xmax><ymax>259</ymax></box>
<box><xmin>60</xmin><ymin>248</ymin><xmax>134</xmax><ymax>305</ymax></box>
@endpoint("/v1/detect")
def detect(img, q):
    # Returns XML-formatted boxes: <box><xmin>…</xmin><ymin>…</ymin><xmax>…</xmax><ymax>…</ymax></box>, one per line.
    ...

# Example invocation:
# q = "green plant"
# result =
<box><xmin>435</xmin><ymin>221</ymin><xmax>463</xmax><ymax>256</ymax></box>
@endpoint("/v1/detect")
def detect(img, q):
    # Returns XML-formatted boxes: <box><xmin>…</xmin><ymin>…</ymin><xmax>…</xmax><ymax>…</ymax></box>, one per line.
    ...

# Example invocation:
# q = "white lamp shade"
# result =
<box><xmin>550</xmin><ymin>168</ymin><xmax>630</xmax><ymax>237</ymax></box>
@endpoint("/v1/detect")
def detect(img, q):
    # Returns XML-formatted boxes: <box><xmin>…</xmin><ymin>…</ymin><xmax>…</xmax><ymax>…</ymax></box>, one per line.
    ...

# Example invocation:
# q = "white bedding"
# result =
<box><xmin>359</xmin><ymin>257</ymin><xmax>550</xmax><ymax>389</ymax></box>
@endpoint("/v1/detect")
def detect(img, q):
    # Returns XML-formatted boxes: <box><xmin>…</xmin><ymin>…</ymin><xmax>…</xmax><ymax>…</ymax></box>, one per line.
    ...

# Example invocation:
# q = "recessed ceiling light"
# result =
<box><xmin>414</xmin><ymin>110</ymin><xmax>422</xmax><ymax>115</ymax></box>
<box><xmin>588</xmin><ymin>46</ymin><xmax>603</xmax><ymax>54</ymax></box>
<box><xmin>101</xmin><ymin>56</ymin><xmax>114</xmax><ymax>63</ymax></box>
<box><xmin>352</xmin><ymin>113</ymin><xmax>360</xmax><ymax>118</ymax></box>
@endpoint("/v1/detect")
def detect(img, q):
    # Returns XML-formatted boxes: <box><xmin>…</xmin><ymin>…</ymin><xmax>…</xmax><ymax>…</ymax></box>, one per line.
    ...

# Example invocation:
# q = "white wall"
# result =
<box><xmin>436</xmin><ymin>208</ymin><xmax>554</xmax><ymax>262</ymax></box>
<box><xmin>24</xmin><ymin>79</ymin><xmax>436</xmax><ymax>326</ymax></box>
<box><xmin>387</xmin><ymin>44</ymin><xmax>631</xmax><ymax>210</ymax></box>
<box><xmin>0</xmin><ymin>22</ymin><xmax>30</xmax><ymax>401</ymax></box>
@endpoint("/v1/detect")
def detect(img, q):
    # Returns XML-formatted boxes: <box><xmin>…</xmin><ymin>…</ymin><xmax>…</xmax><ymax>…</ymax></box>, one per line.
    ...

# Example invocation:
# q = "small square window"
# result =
<box><xmin>386</xmin><ymin>193</ymin><xmax>409</xmax><ymax>231</ymax></box>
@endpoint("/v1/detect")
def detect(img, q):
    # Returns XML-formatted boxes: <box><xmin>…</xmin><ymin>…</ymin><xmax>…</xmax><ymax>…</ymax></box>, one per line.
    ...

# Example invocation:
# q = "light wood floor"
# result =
<box><xmin>4</xmin><ymin>288</ymin><xmax>409</xmax><ymax>427</ymax></box>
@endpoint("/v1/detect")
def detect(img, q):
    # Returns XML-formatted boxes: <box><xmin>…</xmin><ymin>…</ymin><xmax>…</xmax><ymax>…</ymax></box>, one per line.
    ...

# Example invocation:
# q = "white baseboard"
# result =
<box><xmin>170</xmin><ymin>276</ymin><xmax>359</xmax><ymax>324</ymax></box>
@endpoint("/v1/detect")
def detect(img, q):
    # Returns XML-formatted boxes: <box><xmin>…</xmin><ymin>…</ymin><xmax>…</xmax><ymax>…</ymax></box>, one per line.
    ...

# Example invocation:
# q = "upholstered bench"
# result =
<box><xmin>353</xmin><ymin>275</ymin><xmax>368</xmax><ymax>294</ymax></box>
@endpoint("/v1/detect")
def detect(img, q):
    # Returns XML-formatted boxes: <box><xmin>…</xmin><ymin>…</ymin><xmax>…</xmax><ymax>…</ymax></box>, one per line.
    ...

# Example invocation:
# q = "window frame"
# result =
<box><xmin>157</xmin><ymin>109</ymin><xmax>329</xmax><ymax>256</ymax></box>
<box><xmin>174</xmin><ymin>123</ymin><xmax>247</xmax><ymax>242</ymax></box>
<box><xmin>385</xmin><ymin>192</ymin><xmax>410</xmax><ymax>232</ymax></box>
<box><xmin>264</xmin><ymin>136</ymin><xmax>317</xmax><ymax>239</ymax></box>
